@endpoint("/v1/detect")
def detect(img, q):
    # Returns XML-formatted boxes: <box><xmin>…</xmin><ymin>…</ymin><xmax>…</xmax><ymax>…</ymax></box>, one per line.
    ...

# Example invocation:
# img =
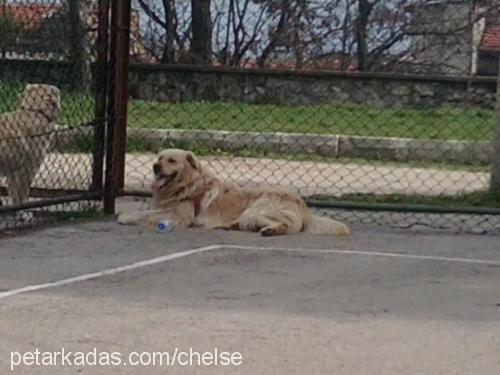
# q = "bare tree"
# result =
<box><xmin>161</xmin><ymin>0</ymin><xmax>176</xmax><ymax>63</ymax></box>
<box><xmin>134</xmin><ymin>0</ymin><xmax>498</xmax><ymax>73</ymax></box>
<box><xmin>136</xmin><ymin>0</ymin><xmax>178</xmax><ymax>63</ymax></box>
<box><xmin>190</xmin><ymin>0</ymin><xmax>212</xmax><ymax>64</ymax></box>
<box><xmin>68</xmin><ymin>0</ymin><xmax>91</xmax><ymax>90</ymax></box>
<box><xmin>216</xmin><ymin>0</ymin><xmax>267</xmax><ymax>66</ymax></box>
<box><xmin>257</xmin><ymin>0</ymin><xmax>308</xmax><ymax>67</ymax></box>
<box><xmin>352</xmin><ymin>0</ymin><xmax>416</xmax><ymax>71</ymax></box>
<box><xmin>355</xmin><ymin>0</ymin><xmax>372</xmax><ymax>71</ymax></box>
<box><xmin>255</xmin><ymin>0</ymin><xmax>412</xmax><ymax>71</ymax></box>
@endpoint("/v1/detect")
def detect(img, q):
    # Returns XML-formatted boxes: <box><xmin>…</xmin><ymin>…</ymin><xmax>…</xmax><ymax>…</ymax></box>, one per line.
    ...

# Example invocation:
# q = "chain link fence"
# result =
<box><xmin>0</xmin><ymin>0</ymin><xmax>109</xmax><ymax>231</ymax></box>
<box><xmin>2</xmin><ymin>0</ymin><xmax>500</xmax><ymax>234</ymax></box>
<box><xmin>122</xmin><ymin>0</ymin><xmax>500</xmax><ymax>234</ymax></box>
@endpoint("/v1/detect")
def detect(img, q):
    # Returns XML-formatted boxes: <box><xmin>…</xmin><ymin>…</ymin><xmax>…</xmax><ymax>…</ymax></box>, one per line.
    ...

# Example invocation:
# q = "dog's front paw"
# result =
<box><xmin>332</xmin><ymin>222</ymin><xmax>351</xmax><ymax>236</ymax></box>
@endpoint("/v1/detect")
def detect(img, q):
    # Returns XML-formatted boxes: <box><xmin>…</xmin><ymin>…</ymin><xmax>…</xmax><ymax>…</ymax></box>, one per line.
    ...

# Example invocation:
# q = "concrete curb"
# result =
<box><xmin>126</xmin><ymin>128</ymin><xmax>492</xmax><ymax>165</ymax></box>
<box><xmin>53</xmin><ymin>126</ymin><xmax>491</xmax><ymax>165</ymax></box>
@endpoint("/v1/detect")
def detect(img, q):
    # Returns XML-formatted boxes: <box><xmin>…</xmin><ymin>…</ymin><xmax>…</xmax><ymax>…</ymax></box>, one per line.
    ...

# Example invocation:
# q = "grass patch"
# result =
<box><xmin>0</xmin><ymin>83</ymin><xmax>95</xmax><ymax>127</ymax></box>
<box><xmin>1</xmin><ymin>82</ymin><xmax>495</xmax><ymax>141</ymax></box>
<box><xmin>311</xmin><ymin>191</ymin><xmax>500</xmax><ymax>208</ymax></box>
<box><xmin>128</xmin><ymin>100</ymin><xmax>495</xmax><ymax>142</ymax></box>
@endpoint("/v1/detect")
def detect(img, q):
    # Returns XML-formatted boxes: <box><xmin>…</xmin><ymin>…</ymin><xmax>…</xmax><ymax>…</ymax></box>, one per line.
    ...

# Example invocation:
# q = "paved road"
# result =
<box><xmin>0</xmin><ymin>221</ymin><xmax>499</xmax><ymax>374</ymax></box>
<box><xmin>127</xmin><ymin>154</ymin><xmax>489</xmax><ymax>196</ymax></box>
<box><xmin>3</xmin><ymin>153</ymin><xmax>487</xmax><ymax>197</ymax></box>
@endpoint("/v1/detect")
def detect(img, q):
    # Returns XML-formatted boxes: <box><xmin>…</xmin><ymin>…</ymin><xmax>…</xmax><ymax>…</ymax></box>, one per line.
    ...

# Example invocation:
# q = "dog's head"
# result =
<box><xmin>151</xmin><ymin>148</ymin><xmax>202</xmax><ymax>196</ymax></box>
<box><xmin>20</xmin><ymin>84</ymin><xmax>61</xmax><ymax>122</ymax></box>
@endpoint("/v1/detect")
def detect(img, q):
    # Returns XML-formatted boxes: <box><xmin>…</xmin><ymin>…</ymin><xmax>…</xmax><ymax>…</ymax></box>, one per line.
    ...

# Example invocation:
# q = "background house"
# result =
<box><xmin>477</xmin><ymin>23</ymin><xmax>500</xmax><ymax>75</ymax></box>
<box><xmin>0</xmin><ymin>3</ymin><xmax>152</xmax><ymax>62</ymax></box>
<box><xmin>407</xmin><ymin>0</ymin><xmax>500</xmax><ymax>76</ymax></box>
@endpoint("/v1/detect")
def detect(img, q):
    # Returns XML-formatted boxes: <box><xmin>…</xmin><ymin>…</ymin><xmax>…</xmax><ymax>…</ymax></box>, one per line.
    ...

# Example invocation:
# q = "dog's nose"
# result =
<box><xmin>153</xmin><ymin>163</ymin><xmax>161</xmax><ymax>175</ymax></box>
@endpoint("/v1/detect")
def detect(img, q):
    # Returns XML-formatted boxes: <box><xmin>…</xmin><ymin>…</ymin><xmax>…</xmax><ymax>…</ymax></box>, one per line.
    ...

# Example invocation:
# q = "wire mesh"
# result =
<box><xmin>3</xmin><ymin>0</ymin><xmax>500</xmax><ymax>234</ymax></box>
<box><xmin>122</xmin><ymin>0</ymin><xmax>500</xmax><ymax>234</ymax></box>
<box><xmin>0</xmin><ymin>0</ymin><xmax>106</xmax><ymax>231</ymax></box>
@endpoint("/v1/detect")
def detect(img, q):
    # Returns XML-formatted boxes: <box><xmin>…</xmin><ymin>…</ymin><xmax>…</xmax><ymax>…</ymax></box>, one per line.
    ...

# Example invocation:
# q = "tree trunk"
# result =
<box><xmin>161</xmin><ymin>0</ymin><xmax>175</xmax><ymax>63</ymax></box>
<box><xmin>190</xmin><ymin>0</ymin><xmax>212</xmax><ymax>64</ymax></box>
<box><xmin>356</xmin><ymin>0</ymin><xmax>371</xmax><ymax>71</ymax></box>
<box><xmin>68</xmin><ymin>0</ymin><xmax>91</xmax><ymax>91</ymax></box>
<box><xmin>489</xmin><ymin>56</ymin><xmax>500</xmax><ymax>194</ymax></box>
<box><xmin>258</xmin><ymin>2</ymin><xmax>289</xmax><ymax>68</ymax></box>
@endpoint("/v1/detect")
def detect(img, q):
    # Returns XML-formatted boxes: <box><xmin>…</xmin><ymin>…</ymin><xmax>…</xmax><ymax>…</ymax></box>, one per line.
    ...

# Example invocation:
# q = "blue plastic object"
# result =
<box><xmin>157</xmin><ymin>219</ymin><xmax>175</xmax><ymax>233</ymax></box>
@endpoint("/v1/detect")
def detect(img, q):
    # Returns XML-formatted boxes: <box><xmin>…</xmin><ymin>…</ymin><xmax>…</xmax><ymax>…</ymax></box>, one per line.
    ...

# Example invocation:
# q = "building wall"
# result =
<box><xmin>407</xmin><ymin>1</ymin><xmax>473</xmax><ymax>75</ymax></box>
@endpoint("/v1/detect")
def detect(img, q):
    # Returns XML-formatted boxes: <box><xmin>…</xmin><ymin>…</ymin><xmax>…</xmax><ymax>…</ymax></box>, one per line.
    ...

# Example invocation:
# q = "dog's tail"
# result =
<box><xmin>304</xmin><ymin>215</ymin><xmax>350</xmax><ymax>236</ymax></box>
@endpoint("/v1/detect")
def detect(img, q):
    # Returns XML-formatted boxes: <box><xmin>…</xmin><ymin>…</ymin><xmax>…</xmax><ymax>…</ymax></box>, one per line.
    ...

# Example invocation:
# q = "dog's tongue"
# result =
<box><xmin>151</xmin><ymin>177</ymin><xmax>168</xmax><ymax>191</ymax></box>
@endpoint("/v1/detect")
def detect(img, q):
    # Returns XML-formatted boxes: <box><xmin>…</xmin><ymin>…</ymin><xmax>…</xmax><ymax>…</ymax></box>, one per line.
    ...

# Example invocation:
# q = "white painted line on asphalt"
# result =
<box><xmin>222</xmin><ymin>245</ymin><xmax>500</xmax><ymax>267</ymax></box>
<box><xmin>2</xmin><ymin>243</ymin><xmax>499</xmax><ymax>300</ymax></box>
<box><xmin>0</xmin><ymin>244</ymin><xmax>220</xmax><ymax>300</ymax></box>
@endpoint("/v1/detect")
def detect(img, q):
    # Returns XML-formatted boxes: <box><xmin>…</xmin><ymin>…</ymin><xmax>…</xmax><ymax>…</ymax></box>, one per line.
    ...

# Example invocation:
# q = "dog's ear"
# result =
<box><xmin>18</xmin><ymin>84</ymin><xmax>33</xmax><ymax>105</ymax></box>
<box><xmin>186</xmin><ymin>152</ymin><xmax>201</xmax><ymax>172</ymax></box>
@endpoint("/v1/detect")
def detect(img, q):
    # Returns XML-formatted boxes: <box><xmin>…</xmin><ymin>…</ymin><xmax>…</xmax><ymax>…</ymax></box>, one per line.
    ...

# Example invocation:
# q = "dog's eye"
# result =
<box><xmin>168</xmin><ymin>158</ymin><xmax>176</xmax><ymax>164</ymax></box>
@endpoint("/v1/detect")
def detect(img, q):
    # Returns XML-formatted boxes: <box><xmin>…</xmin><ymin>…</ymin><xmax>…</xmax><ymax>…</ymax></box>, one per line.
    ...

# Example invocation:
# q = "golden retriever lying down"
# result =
<box><xmin>118</xmin><ymin>149</ymin><xmax>350</xmax><ymax>236</ymax></box>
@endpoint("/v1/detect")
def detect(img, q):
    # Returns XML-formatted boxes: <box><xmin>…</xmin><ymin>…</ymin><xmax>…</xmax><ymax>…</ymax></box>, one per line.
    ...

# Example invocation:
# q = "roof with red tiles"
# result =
<box><xmin>480</xmin><ymin>25</ymin><xmax>500</xmax><ymax>53</ymax></box>
<box><xmin>0</xmin><ymin>4</ymin><xmax>61</xmax><ymax>30</ymax></box>
<box><xmin>0</xmin><ymin>4</ymin><xmax>153</xmax><ymax>62</ymax></box>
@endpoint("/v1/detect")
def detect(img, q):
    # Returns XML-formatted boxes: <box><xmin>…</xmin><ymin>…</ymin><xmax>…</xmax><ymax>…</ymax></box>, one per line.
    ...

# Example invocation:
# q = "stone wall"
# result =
<box><xmin>0</xmin><ymin>59</ymin><xmax>80</xmax><ymax>88</ymax></box>
<box><xmin>1</xmin><ymin>58</ymin><xmax>497</xmax><ymax>109</ymax></box>
<box><xmin>128</xmin><ymin>64</ymin><xmax>497</xmax><ymax>109</ymax></box>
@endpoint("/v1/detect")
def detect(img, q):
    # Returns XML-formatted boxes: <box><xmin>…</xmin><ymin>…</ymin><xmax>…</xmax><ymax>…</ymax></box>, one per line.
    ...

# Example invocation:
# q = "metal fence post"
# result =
<box><xmin>112</xmin><ymin>0</ymin><xmax>131</xmax><ymax>193</ymax></box>
<box><xmin>103</xmin><ymin>0</ymin><xmax>131</xmax><ymax>214</ymax></box>
<box><xmin>91</xmin><ymin>0</ymin><xmax>110</xmax><ymax>194</ymax></box>
<box><xmin>103</xmin><ymin>0</ymin><xmax>118</xmax><ymax>215</ymax></box>
<box><xmin>490</xmin><ymin>58</ymin><xmax>500</xmax><ymax>195</ymax></box>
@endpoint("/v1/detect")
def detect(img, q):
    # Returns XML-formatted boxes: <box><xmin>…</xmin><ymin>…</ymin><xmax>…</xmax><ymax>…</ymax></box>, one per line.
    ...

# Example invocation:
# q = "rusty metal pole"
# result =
<box><xmin>104</xmin><ymin>0</ymin><xmax>118</xmax><ymax>214</ymax></box>
<box><xmin>112</xmin><ymin>0</ymin><xmax>131</xmax><ymax>193</ymax></box>
<box><xmin>490</xmin><ymin>56</ymin><xmax>500</xmax><ymax>195</ymax></box>
<box><xmin>103</xmin><ymin>0</ymin><xmax>131</xmax><ymax>214</ymax></box>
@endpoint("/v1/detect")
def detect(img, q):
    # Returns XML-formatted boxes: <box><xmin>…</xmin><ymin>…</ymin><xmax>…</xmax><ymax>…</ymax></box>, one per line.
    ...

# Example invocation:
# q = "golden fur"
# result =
<box><xmin>0</xmin><ymin>84</ymin><xmax>61</xmax><ymax>206</ymax></box>
<box><xmin>118</xmin><ymin>148</ymin><xmax>350</xmax><ymax>236</ymax></box>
